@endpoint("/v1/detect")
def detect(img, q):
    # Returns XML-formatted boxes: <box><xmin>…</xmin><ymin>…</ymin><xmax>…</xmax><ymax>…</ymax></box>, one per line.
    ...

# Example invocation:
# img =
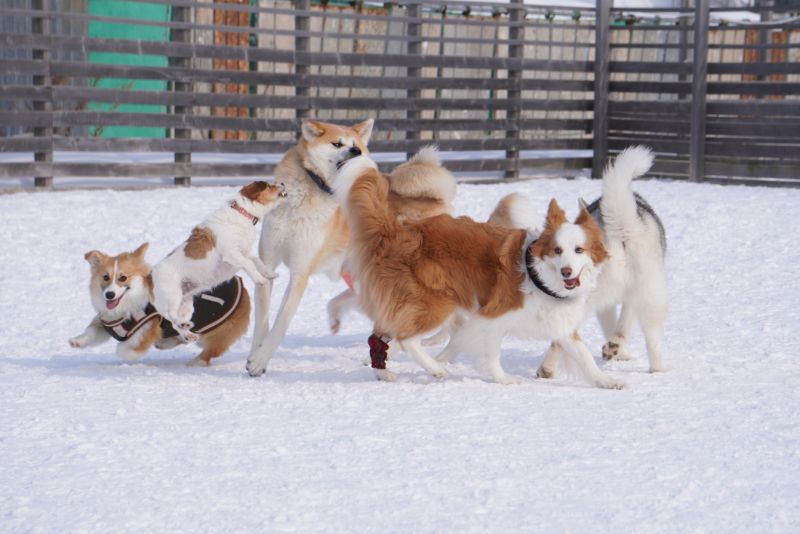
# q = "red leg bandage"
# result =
<box><xmin>368</xmin><ymin>334</ymin><xmax>390</xmax><ymax>370</ymax></box>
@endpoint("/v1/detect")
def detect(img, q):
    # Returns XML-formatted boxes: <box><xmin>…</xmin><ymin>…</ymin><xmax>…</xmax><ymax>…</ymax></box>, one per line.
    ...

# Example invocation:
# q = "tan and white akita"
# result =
<box><xmin>245</xmin><ymin>119</ymin><xmax>456</xmax><ymax>377</ymax></box>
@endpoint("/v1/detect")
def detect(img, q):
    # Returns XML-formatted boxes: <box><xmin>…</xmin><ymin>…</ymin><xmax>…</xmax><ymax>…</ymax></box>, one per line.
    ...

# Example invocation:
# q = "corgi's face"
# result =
<box><xmin>84</xmin><ymin>243</ymin><xmax>151</xmax><ymax>316</ymax></box>
<box><xmin>301</xmin><ymin>118</ymin><xmax>373</xmax><ymax>178</ymax></box>
<box><xmin>531</xmin><ymin>199</ymin><xmax>608</xmax><ymax>298</ymax></box>
<box><xmin>240</xmin><ymin>181</ymin><xmax>287</xmax><ymax>205</ymax></box>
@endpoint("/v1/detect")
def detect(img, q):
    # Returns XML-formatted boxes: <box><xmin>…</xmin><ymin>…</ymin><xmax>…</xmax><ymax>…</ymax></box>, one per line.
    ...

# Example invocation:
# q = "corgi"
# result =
<box><xmin>245</xmin><ymin>118</ymin><xmax>456</xmax><ymax>377</ymax></box>
<box><xmin>152</xmin><ymin>181</ymin><xmax>285</xmax><ymax>341</ymax></box>
<box><xmin>328</xmin><ymin>155</ymin><xmax>623</xmax><ymax>388</ymax></box>
<box><xmin>69</xmin><ymin>243</ymin><xmax>250</xmax><ymax>365</ymax></box>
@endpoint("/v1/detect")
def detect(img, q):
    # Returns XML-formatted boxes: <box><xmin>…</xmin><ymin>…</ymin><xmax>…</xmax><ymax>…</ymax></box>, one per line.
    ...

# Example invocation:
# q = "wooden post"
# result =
<box><xmin>171</xmin><ymin>5</ymin><xmax>192</xmax><ymax>186</ymax></box>
<box><xmin>32</xmin><ymin>0</ymin><xmax>53</xmax><ymax>188</ymax></box>
<box><xmin>689</xmin><ymin>0</ymin><xmax>709</xmax><ymax>183</ymax></box>
<box><xmin>592</xmin><ymin>0</ymin><xmax>611</xmax><ymax>180</ymax></box>
<box><xmin>678</xmin><ymin>0</ymin><xmax>691</xmax><ymax>100</ymax></box>
<box><xmin>295</xmin><ymin>0</ymin><xmax>311</xmax><ymax>132</ymax></box>
<box><xmin>406</xmin><ymin>1</ymin><xmax>422</xmax><ymax>157</ymax></box>
<box><xmin>504</xmin><ymin>0</ymin><xmax>524</xmax><ymax>180</ymax></box>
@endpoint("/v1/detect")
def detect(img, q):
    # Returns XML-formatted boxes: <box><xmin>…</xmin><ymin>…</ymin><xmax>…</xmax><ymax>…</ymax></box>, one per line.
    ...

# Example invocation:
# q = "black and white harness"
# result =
<box><xmin>101</xmin><ymin>276</ymin><xmax>245</xmax><ymax>342</ymax></box>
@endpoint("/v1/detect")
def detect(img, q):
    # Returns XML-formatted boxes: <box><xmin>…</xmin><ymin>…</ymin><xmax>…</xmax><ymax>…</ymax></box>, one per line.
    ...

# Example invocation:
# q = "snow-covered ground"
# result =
<box><xmin>1</xmin><ymin>172</ymin><xmax>799</xmax><ymax>532</ymax></box>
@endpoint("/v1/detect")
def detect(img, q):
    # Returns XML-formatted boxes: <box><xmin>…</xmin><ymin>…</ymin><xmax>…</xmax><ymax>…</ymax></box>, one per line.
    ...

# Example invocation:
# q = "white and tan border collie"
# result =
<box><xmin>534</xmin><ymin>146</ymin><xmax>668</xmax><ymax>377</ymax></box>
<box><xmin>69</xmin><ymin>243</ymin><xmax>250</xmax><ymax>365</ymax></box>
<box><xmin>152</xmin><ymin>181</ymin><xmax>285</xmax><ymax>341</ymax></box>
<box><xmin>329</xmin><ymin>155</ymin><xmax>623</xmax><ymax>388</ymax></box>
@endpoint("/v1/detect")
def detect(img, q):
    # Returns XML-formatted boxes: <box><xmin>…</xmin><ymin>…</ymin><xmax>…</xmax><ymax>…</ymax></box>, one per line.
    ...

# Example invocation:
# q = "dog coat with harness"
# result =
<box><xmin>101</xmin><ymin>276</ymin><xmax>245</xmax><ymax>341</ymax></box>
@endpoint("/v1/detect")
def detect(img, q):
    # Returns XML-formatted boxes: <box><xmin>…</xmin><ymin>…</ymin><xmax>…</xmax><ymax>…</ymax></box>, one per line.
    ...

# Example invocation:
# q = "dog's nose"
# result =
<box><xmin>560</xmin><ymin>267</ymin><xmax>573</xmax><ymax>278</ymax></box>
<box><xmin>105</xmin><ymin>291</ymin><xmax>116</xmax><ymax>300</ymax></box>
<box><xmin>349</xmin><ymin>146</ymin><xmax>361</xmax><ymax>156</ymax></box>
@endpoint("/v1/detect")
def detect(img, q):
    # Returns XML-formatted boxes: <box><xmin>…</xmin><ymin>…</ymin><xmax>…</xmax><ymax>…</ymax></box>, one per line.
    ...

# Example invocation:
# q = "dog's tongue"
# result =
<box><xmin>564</xmin><ymin>277</ymin><xmax>581</xmax><ymax>290</ymax></box>
<box><xmin>106</xmin><ymin>297</ymin><xmax>121</xmax><ymax>310</ymax></box>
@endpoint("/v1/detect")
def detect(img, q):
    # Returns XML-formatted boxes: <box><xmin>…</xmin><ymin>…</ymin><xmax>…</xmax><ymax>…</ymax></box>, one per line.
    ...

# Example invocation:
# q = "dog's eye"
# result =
<box><xmin>332</xmin><ymin>141</ymin><xmax>343</xmax><ymax>148</ymax></box>
<box><xmin>102</xmin><ymin>274</ymin><xmax>110</xmax><ymax>282</ymax></box>
<box><xmin>118</xmin><ymin>275</ymin><xmax>127</xmax><ymax>282</ymax></box>
<box><xmin>554</xmin><ymin>247</ymin><xmax>563</xmax><ymax>255</ymax></box>
<box><xmin>575</xmin><ymin>247</ymin><xmax>584</xmax><ymax>254</ymax></box>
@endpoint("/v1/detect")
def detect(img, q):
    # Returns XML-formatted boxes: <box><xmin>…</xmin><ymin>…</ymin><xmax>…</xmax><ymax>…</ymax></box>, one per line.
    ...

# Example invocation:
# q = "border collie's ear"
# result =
<box><xmin>577</xmin><ymin>198</ymin><xmax>589</xmax><ymax>211</ymax></box>
<box><xmin>301</xmin><ymin>119</ymin><xmax>325</xmax><ymax>141</ymax></box>
<box><xmin>132</xmin><ymin>242</ymin><xmax>149</xmax><ymax>259</ymax></box>
<box><xmin>544</xmin><ymin>198</ymin><xmax>567</xmax><ymax>229</ymax></box>
<box><xmin>352</xmin><ymin>118</ymin><xmax>374</xmax><ymax>145</ymax></box>
<box><xmin>576</xmin><ymin>207</ymin><xmax>609</xmax><ymax>263</ymax></box>
<box><xmin>84</xmin><ymin>250</ymin><xmax>105</xmax><ymax>267</ymax></box>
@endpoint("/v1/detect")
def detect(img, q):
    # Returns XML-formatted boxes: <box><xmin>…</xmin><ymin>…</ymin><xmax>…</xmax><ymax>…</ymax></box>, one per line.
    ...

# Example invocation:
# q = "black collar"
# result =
<box><xmin>525</xmin><ymin>245</ymin><xmax>566</xmax><ymax>300</ymax></box>
<box><xmin>305</xmin><ymin>168</ymin><xmax>333</xmax><ymax>195</ymax></box>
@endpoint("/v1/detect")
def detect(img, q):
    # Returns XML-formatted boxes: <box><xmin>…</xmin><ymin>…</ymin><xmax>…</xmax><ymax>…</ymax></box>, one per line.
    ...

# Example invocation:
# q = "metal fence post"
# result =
<box><xmin>406</xmin><ymin>1</ymin><xmax>422</xmax><ymax>157</ymax></box>
<box><xmin>689</xmin><ymin>1</ymin><xmax>709</xmax><ymax>183</ymax></box>
<box><xmin>504</xmin><ymin>0</ymin><xmax>524</xmax><ymax>180</ymax></box>
<box><xmin>295</xmin><ymin>0</ymin><xmax>311</xmax><ymax>130</ymax></box>
<box><xmin>592</xmin><ymin>0</ymin><xmax>611</xmax><ymax>180</ymax></box>
<box><xmin>32</xmin><ymin>0</ymin><xmax>53</xmax><ymax>188</ymax></box>
<box><xmin>171</xmin><ymin>4</ymin><xmax>192</xmax><ymax>186</ymax></box>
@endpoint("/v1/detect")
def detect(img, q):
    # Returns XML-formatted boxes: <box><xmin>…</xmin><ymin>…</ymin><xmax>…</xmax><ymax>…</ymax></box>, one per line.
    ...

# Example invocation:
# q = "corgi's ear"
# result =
<box><xmin>301</xmin><ymin>119</ymin><xmax>325</xmax><ymax>141</ymax></box>
<box><xmin>352</xmin><ymin>118</ymin><xmax>374</xmax><ymax>145</ymax></box>
<box><xmin>544</xmin><ymin>198</ymin><xmax>567</xmax><ymax>229</ymax></box>
<box><xmin>84</xmin><ymin>250</ymin><xmax>106</xmax><ymax>267</ymax></box>
<box><xmin>132</xmin><ymin>242</ymin><xmax>149</xmax><ymax>259</ymax></box>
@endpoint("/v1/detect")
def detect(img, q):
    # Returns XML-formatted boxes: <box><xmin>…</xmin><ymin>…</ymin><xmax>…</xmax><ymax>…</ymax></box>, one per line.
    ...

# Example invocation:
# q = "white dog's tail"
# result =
<box><xmin>488</xmin><ymin>192</ymin><xmax>541</xmax><ymax>234</ymax></box>
<box><xmin>600</xmin><ymin>145</ymin><xmax>654</xmax><ymax>243</ymax></box>
<box><xmin>389</xmin><ymin>145</ymin><xmax>457</xmax><ymax>203</ymax></box>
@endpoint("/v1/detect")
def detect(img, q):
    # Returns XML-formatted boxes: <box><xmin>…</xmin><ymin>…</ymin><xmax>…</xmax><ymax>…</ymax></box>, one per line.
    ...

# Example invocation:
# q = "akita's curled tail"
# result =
<box><xmin>332</xmin><ymin>155</ymin><xmax>398</xmax><ymax>245</ymax></box>
<box><xmin>600</xmin><ymin>145</ymin><xmax>654</xmax><ymax>243</ymax></box>
<box><xmin>389</xmin><ymin>145</ymin><xmax>456</xmax><ymax>203</ymax></box>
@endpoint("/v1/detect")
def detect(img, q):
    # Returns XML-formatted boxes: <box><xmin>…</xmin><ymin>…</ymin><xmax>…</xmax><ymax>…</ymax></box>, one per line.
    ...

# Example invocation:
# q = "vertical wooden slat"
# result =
<box><xmin>405</xmin><ymin>1</ymin><xmax>422</xmax><ymax>157</ymax></box>
<box><xmin>172</xmin><ymin>4</ymin><xmax>192</xmax><ymax>185</ymax></box>
<box><xmin>689</xmin><ymin>0</ymin><xmax>709</xmax><ymax>183</ymax></box>
<box><xmin>504</xmin><ymin>0</ymin><xmax>524</xmax><ymax>180</ymax></box>
<box><xmin>592</xmin><ymin>0</ymin><xmax>611</xmax><ymax>180</ymax></box>
<box><xmin>295</xmin><ymin>0</ymin><xmax>311</xmax><ymax>132</ymax></box>
<box><xmin>31</xmin><ymin>0</ymin><xmax>53</xmax><ymax>188</ymax></box>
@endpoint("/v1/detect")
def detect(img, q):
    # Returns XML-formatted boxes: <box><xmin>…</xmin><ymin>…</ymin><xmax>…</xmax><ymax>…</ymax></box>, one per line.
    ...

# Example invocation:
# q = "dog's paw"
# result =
<box><xmin>251</xmin><ymin>273</ymin><xmax>269</xmax><ymax>285</ymax></box>
<box><xmin>374</xmin><ymin>368</ymin><xmax>396</xmax><ymax>382</ymax></box>
<box><xmin>536</xmin><ymin>365</ymin><xmax>555</xmax><ymax>379</ymax></box>
<box><xmin>494</xmin><ymin>372</ymin><xmax>523</xmax><ymax>385</ymax></box>
<box><xmin>154</xmin><ymin>337</ymin><xmax>185</xmax><ymax>350</ymax></box>
<box><xmin>428</xmin><ymin>364</ymin><xmax>448</xmax><ymax>379</ymax></box>
<box><xmin>602</xmin><ymin>341</ymin><xmax>631</xmax><ymax>361</ymax></box>
<box><xmin>595</xmin><ymin>375</ymin><xmax>626</xmax><ymax>390</ymax></box>
<box><xmin>246</xmin><ymin>358</ymin><xmax>267</xmax><ymax>377</ymax></box>
<box><xmin>187</xmin><ymin>356</ymin><xmax>211</xmax><ymax>367</ymax></box>
<box><xmin>69</xmin><ymin>336</ymin><xmax>88</xmax><ymax>349</ymax></box>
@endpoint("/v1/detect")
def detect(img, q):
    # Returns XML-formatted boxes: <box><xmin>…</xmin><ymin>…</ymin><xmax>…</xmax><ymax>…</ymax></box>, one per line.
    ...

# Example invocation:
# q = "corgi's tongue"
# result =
<box><xmin>105</xmin><ymin>296</ymin><xmax>122</xmax><ymax>310</ymax></box>
<box><xmin>564</xmin><ymin>277</ymin><xmax>580</xmax><ymax>290</ymax></box>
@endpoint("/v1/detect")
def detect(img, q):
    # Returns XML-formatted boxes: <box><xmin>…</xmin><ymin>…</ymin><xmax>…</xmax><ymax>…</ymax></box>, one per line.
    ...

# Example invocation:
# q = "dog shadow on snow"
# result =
<box><xmin>12</xmin><ymin>333</ymin><xmax>645</xmax><ymax>386</ymax></box>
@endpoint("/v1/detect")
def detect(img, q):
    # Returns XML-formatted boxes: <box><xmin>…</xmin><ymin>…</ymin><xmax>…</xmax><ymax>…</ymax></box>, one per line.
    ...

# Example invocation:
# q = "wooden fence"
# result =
<box><xmin>0</xmin><ymin>0</ymin><xmax>798</xmax><ymax>188</ymax></box>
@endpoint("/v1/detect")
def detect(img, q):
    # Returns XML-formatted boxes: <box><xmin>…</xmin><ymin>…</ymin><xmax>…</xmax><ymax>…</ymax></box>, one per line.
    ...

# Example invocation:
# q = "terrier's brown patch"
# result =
<box><xmin>184</xmin><ymin>226</ymin><xmax>216</xmax><ymax>259</ymax></box>
<box><xmin>240</xmin><ymin>181</ymin><xmax>268</xmax><ymax>201</ymax></box>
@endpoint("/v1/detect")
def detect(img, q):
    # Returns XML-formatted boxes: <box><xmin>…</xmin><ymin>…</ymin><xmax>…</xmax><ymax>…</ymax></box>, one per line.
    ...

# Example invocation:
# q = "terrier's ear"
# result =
<box><xmin>132</xmin><ymin>242</ymin><xmax>149</xmax><ymax>259</ymax></box>
<box><xmin>544</xmin><ymin>198</ymin><xmax>567</xmax><ymax>229</ymax></box>
<box><xmin>240</xmin><ymin>181</ymin><xmax>268</xmax><ymax>201</ymax></box>
<box><xmin>301</xmin><ymin>119</ymin><xmax>325</xmax><ymax>141</ymax></box>
<box><xmin>352</xmin><ymin>118</ymin><xmax>374</xmax><ymax>145</ymax></box>
<box><xmin>84</xmin><ymin>250</ymin><xmax>106</xmax><ymax>267</ymax></box>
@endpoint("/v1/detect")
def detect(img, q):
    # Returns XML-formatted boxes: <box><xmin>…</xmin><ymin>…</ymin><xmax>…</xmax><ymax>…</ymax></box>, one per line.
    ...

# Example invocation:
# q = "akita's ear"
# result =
<box><xmin>301</xmin><ymin>119</ymin><xmax>325</xmax><ymax>141</ymax></box>
<box><xmin>84</xmin><ymin>250</ymin><xmax>106</xmax><ymax>267</ymax></box>
<box><xmin>544</xmin><ymin>199</ymin><xmax>567</xmax><ymax>229</ymax></box>
<box><xmin>132</xmin><ymin>242</ymin><xmax>149</xmax><ymax>260</ymax></box>
<box><xmin>352</xmin><ymin>118</ymin><xmax>374</xmax><ymax>145</ymax></box>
